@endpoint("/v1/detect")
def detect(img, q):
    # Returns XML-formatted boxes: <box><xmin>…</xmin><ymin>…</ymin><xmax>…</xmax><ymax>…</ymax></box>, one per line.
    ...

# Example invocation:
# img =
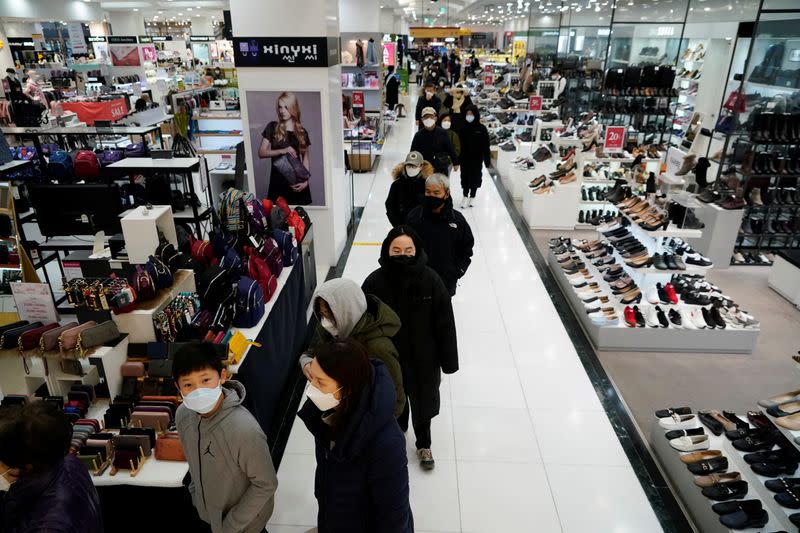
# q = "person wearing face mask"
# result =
<box><xmin>441</xmin><ymin>84</ymin><xmax>473</xmax><ymax>134</ymax></box>
<box><xmin>414</xmin><ymin>82</ymin><xmax>441</xmax><ymax>127</ymax></box>
<box><xmin>299</xmin><ymin>278</ymin><xmax>406</xmax><ymax>417</ymax></box>
<box><xmin>299</xmin><ymin>339</ymin><xmax>413</xmax><ymax>533</ymax></box>
<box><xmin>551</xmin><ymin>69</ymin><xmax>567</xmax><ymax>101</ymax></box>
<box><xmin>457</xmin><ymin>104</ymin><xmax>493</xmax><ymax>208</ymax></box>
<box><xmin>173</xmin><ymin>343</ymin><xmax>278</xmax><ymax>533</ymax></box>
<box><xmin>438</xmin><ymin>113</ymin><xmax>461</xmax><ymax>172</ymax></box>
<box><xmin>411</xmin><ymin>106</ymin><xmax>459</xmax><ymax>175</ymax></box>
<box><xmin>386</xmin><ymin>150</ymin><xmax>433</xmax><ymax>227</ymax></box>
<box><xmin>405</xmin><ymin>174</ymin><xmax>474</xmax><ymax>296</ymax></box>
<box><xmin>362</xmin><ymin>226</ymin><xmax>458</xmax><ymax>471</ymax></box>
<box><xmin>0</xmin><ymin>402</ymin><xmax>102</xmax><ymax>533</ymax></box>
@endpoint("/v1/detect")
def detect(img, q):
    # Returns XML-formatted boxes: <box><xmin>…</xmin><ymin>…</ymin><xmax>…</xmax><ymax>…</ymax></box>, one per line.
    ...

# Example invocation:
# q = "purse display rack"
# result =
<box><xmin>153</xmin><ymin>292</ymin><xmax>202</xmax><ymax>343</ymax></box>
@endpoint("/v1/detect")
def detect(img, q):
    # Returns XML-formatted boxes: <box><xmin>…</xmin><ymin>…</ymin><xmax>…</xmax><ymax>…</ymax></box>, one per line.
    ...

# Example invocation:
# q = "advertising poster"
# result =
<box><xmin>110</xmin><ymin>44</ymin><xmax>141</xmax><ymax>66</ymax></box>
<box><xmin>246</xmin><ymin>90</ymin><xmax>325</xmax><ymax>206</ymax></box>
<box><xmin>141</xmin><ymin>45</ymin><xmax>157</xmax><ymax>63</ymax></box>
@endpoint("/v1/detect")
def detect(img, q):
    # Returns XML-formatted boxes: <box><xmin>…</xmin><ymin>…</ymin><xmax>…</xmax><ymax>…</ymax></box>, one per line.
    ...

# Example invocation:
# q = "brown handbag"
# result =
<box><xmin>129</xmin><ymin>411</ymin><xmax>170</xmax><ymax>432</ymax></box>
<box><xmin>59</xmin><ymin>321</ymin><xmax>97</xmax><ymax>354</ymax></box>
<box><xmin>155</xmin><ymin>432</ymin><xmax>186</xmax><ymax>461</ymax></box>
<box><xmin>40</xmin><ymin>322</ymin><xmax>78</xmax><ymax>353</ymax></box>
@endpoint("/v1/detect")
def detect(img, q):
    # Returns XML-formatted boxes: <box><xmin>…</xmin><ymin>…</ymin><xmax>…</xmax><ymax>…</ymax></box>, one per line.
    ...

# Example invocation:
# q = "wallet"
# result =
<box><xmin>18</xmin><ymin>322</ymin><xmax>60</xmax><ymax>351</ymax></box>
<box><xmin>148</xmin><ymin>359</ymin><xmax>173</xmax><ymax>378</ymax></box>
<box><xmin>71</xmin><ymin>384</ymin><xmax>96</xmax><ymax>402</ymax></box>
<box><xmin>76</xmin><ymin>320</ymin><xmax>121</xmax><ymax>356</ymax></box>
<box><xmin>78</xmin><ymin>453</ymin><xmax>106</xmax><ymax>472</ymax></box>
<box><xmin>59</xmin><ymin>321</ymin><xmax>97</xmax><ymax>353</ymax></box>
<box><xmin>112</xmin><ymin>448</ymin><xmax>142</xmax><ymax>472</ymax></box>
<box><xmin>0</xmin><ymin>320</ymin><xmax>29</xmax><ymax>338</ymax></box>
<box><xmin>40</xmin><ymin>322</ymin><xmax>78</xmax><ymax>352</ymax></box>
<box><xmin>138</xmin><ymin>401</ymin><xmax>177</xmax><ymax>416</ymax></box>
<box><xmin>129</xmin><ymin>411</ymin><xmax>170</xmax><ymax>432</ymax></box>
<box><xmin>80</xmin><ymin>444</ymin><xmax>109</xmax><ymax>462</ymax></box>
<box><xmin>141</xmin><ymin>396</ymin><xmax>180</xmax><ymax>405</ymax></box>
<box><xmin>113</xmin><ymin>434</ymin><xmax>152</xmax><ymax>457</ymax></box>
<box><xmin>120</xmin><ymin>426</ymin><xmax>157</xmax><ymax>448</ymax></box>
<box><xmin>85</xmin><ymin>439</ymin><xmax>114</xmax><ymax>460</ymax></box>
<box><xmin>155</xmin><ymin>432</ymin><xmax>186</xmax><ymax>462</ymax></box>
<box><xmin>121</xmin><ymin>361</ymin><xmax>146</xmax><ymax>377</ymax></box>
<box><xmin>1</xmin><ymin>322</ymin><xmax>43</xmax><ymax>349</ymax></box>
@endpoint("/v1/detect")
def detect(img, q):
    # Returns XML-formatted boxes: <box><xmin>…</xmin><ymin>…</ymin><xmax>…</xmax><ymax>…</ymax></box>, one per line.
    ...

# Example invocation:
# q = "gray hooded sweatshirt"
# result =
<box><xmin>175</xmin><ymin>380</ymin><xmax>278</xmax><ymax>533</ymax></box>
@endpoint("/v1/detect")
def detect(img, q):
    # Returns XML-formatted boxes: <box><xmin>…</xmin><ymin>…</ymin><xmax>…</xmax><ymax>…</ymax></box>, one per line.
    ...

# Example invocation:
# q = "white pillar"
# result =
<box><xmin>230</xmin><ymin>0</ymin><xmax>347</xmax><ymax>268</ymax></box>
<box><xmin>339</xmin><ymin>0</ymin><xmax>380</xmax><ymax>33</ymax></box>
<box><xmin>191</xmin><ymin>16</ymin><xmax>214</xmax><ymax>36</ymax></box>
<box><xmin>107</xmin><ymin>12</ymin><xmax>145</xmax><ymax>36</ymax></box>
<box><xmin>0</xmin><ymin>24</ymin><xmax>14</xmax><ymax>71</ymax></box>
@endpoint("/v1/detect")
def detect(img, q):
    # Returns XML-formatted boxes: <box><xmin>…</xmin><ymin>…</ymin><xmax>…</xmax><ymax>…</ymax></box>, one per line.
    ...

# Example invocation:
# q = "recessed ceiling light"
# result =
<box><xmin>133</xmin><ymin>7</ymin><xmax>138</xmax><ymax>10</ymax></box>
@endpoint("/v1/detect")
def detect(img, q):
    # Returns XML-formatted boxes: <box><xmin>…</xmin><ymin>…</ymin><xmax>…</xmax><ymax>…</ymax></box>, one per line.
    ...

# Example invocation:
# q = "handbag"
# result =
<box><xmin>129</xmin><ymin>411</ymin><xmax>170</xmax><ymax>432</ymax></box>
<box><xmin>18</xmin><ymin>323</ymin><xmax>59</xmax><ymax>351</ymax></box>
<box><xmin>120</xmin><ymin>426</ymin><xmax>157</xmax><ymax>448</ymax></box>
<box><xmin>148</xmin><ymin>359</ymin><xmax>173</xmax><ymax>378</ymax></box>
<box><xmin>1</xmin><ymin>322</ymin><xmax>43</xmax><ymax>349</ymax></box>
<box><xmin>59</xmin><ymin>321</ymin><xmax>97</xmax><ymax>354</ymax></box>
<box><xmin>40</xmin><ymin>322</ymin><xmax>78</xmax><ymax>353</ymax></box>
<box><xmin>272</xmin><ymin>154</ymin><xmax>310</xmax><ymax>186</ymax></box>
<box><xmin>155</xmin><ymin>432</ymin><xmax>186</xmax><ymax>461</ymax></box>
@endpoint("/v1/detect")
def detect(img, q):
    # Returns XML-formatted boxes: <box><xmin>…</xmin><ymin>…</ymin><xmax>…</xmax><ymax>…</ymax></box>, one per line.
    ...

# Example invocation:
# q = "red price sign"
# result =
<box><xmin>603</xmin><ymin>126</ymin><xmax>627</xmax><ymax>153</ymax></box>
<box><xmin>352</xmin><ymin>91</ymin><xmax>364</xmax><ymax>108</ymax></box>
<box><xmin>484</xmin><ymin>64</ymin><xmax>492</xmax><ymax>73</ymax></box>
<box><xmin>483</xmin><ymin>75</ymin><xmax>494</xmax><ymax>86</ymax></box>
<box><xmin>528</xmin><ymin>96</ymin><xmax>542</xmax><ymax>111</ymax></box>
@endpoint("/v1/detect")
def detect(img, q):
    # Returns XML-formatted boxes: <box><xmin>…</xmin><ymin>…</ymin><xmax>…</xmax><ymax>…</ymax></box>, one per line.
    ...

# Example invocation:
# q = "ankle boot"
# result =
<box><xmin>750</xmin><ymin>187</ymin><xmax>764</xmax><ymax>206</ymax></box>
<box><xmin>675</xmin><ymin>154</ymin><xmax>697</xmax><ymax>176</ymax></box>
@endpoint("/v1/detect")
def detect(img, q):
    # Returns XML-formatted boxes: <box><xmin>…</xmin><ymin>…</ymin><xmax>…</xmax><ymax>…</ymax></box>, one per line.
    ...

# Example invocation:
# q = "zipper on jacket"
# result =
<box><xmin>197</xmin><ymin>418</ymin><xmax>206</xmax><ymax>511</ymax></box>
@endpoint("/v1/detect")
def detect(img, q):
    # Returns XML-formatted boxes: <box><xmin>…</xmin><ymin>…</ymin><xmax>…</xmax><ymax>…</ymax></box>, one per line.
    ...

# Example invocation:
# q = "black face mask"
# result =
<box><xmin>389</xmin><ymin>255</ymin><xmax>416</xmax><ymax>268</ymax></box>
<box><xmin>423</xmin><ymin>195</ymin><xmax>446</xmax><ymax>212</ymax></box>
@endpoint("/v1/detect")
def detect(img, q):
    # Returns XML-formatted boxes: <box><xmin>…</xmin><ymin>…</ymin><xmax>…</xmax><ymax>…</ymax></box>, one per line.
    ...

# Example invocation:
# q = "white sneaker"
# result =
<box><xmin>680</xmin><ymin>309</ymin><xmax>696</xmax><ymax>329</ymax></box>
<box><xmin>646</xmin><ymin>286</ymin><xmax>660</xmax><ymax>304</ymax></box>
<box><xmin>669</xmin><ymin>435</ymin><xmax>710</xmax><ymax>452</ymax></box>
<box><xmin>690</xmin><ymin>310</ymin><xmax>707</xmax><ymax>329</ymax></box>
<box><xmin>646</xmin><ymin>306</ymin><xmax>660</xmax><ymax>328</ymax></box>
<box><xmin>461</xmin><ymin>197</ymin><xmax>469</xmax><ymax>209</ymax></box>
<box><xmin>591</xmin><ymin>314</ymin><xmax>619</xmax><ymax>327</ymax></box>
<box><xmin>468</xmin><ymin>197</ymin><xmax>474</xmax><ymax>207</ymax></box>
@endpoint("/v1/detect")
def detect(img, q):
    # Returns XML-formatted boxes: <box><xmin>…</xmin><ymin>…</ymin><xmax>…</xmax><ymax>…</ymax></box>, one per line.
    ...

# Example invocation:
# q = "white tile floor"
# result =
<box><xmin>269</xmin><ymin>98</ymin><xmax>664</xmax><ymax>532</ymax></box>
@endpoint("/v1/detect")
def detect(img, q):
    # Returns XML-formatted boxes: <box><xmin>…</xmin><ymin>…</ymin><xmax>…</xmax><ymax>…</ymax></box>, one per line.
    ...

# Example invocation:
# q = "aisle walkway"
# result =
<box><xmin>268</xmin><ymin>102</ymin><xmax>664</xmax><ymax>533</ymax></box>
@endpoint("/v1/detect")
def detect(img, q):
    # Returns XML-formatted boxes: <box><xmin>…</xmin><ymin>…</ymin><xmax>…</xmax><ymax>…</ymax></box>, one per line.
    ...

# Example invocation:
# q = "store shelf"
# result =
<box><xmin>194</xmin><ymin>132</ymin><xmax>244</xmax><ymax>137</ymax></box>
<box><xmin>765</xmin><ymin>412</ymin><xmax>800</xmax><ymax>453</ymax></box>
<box><xmin>196</xmin><ymin>113</ymin><xmax>242</xmax><ymax>120</ymax></box>
<box><xmin>618</xmin><ymin>208</ymin><xmax>703</xmax><ymax>238</ymax></box>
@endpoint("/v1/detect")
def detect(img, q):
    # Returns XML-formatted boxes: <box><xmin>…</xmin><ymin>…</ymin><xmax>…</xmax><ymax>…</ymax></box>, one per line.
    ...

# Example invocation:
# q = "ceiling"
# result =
<box><xmin>97</xmin><ymin>0</ymin><xmax>227</xmax><ymax>22</ymax></box>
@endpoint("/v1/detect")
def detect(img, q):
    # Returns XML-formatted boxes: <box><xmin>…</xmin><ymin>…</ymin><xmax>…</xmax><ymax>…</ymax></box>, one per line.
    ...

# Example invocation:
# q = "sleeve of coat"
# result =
<box><xmin>410</xmin><ymin>132</ymin><xmax>422</xmax><ymax>156</ymax></box>
<box><xmin>385</xmin><ymin>182</ymin><xmax>401</xmax><ymax>227</ymax></box>
<box><xmin>432</xmin><ymin>273</ymin><xmax>459</xmax><ymax>374</ymax></box>
<box><xmin>367</xmin><ymin>429</ymin><xmax>413</xmax><ymax>533</ymax></box>
<box><xmin>482</xmin><ymin>127</ymin><xmax>492</xmax><ymax>168</ymax></box>
<box><xmin>450</xmin><ymin>131</ymin><xmax>461</xmax><ymax>158</ymax></box>
<box><xmin>455</xmin><ymin>216</ymin><xmax>475</xmax><ymax>277</ymax></box>
<box><xmin>414</xmin><ymin>96</ymin><xmax>424</xmax><ymax>121</ymax></box>
<box><xmin>444</xmin><ymin>130</ymin><xmax>459</xmax><ymax>166</ymax></box>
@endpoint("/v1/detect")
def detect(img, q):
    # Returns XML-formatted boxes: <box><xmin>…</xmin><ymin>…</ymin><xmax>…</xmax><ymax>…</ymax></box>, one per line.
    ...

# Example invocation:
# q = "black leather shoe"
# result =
<box><xmin>702</xmin><ymin>307</ymin><xmax>718</xmax><ymax>329</ymax></box>
<box><xmin>726</xmin><ymin>428</ymin><xmax>762</xmax><ymax>441</ymax></box>
<box><xmin>653</xmin><ymin>253</ymin><xmax>669</xmax><ymax>270</ymax></box>
<box><xmin>719</xmin><ymin>500</ymin><xmax>768</xmax><ymax>529</ymax></box>
<box><xmin>743</xmin><ymin>446</ymin><xmax>792</xmax><ymax>464</ymax></box>
<box><xmin>656</xmin><ymin>406</ymin><xmax>692</xmax><ymax>418</ymax></box>
<box><xmin>776</xmin><ymin>487</ymin><xmax>800</xmax><ymax>509</ymax></box>
<box><xmin>657</xmin><ymin>283</ymin><xmax>670</xmax><ymax>304</ymax></box>
<box><xmin>665</xmin><ymin>427</ymin><xmax>705</xmax><ymax>440</ymax></box>
<box><xmin>701</xmin><ymin>480</ymin><xmax>748</xmax><ymax>501</ymax></box>
<box><xmin>688</xmin><ymin>456</ymin><xmax>729</xmax><ymax>475</ymax></box>
<box><xmin>752</xmin><ymin>461</ymin><xmax>798</xmax><ymax>477</ymax></box>
<box><xmin>733</xmin><ymin>434</ymin><xmax>777</xmax><ymax>452</ymax></box>
<box><xmin>712</xmin><ymin>499</ymin><xmax>760</xmax><ymax>515</ymax></box>
<box><xmin>699</xmin><ymin>411</ymin><xmax>725</xmax><ymax>436</ymax></box>
<box><xmin>665</xmin><ymin>254</ymin><xmax>678</xmax><ymax>270</ymax></box>
<box><xmin>722</xmin><ymin>411</ymin><xmax>749</xmax><ymax>429</ymax></box>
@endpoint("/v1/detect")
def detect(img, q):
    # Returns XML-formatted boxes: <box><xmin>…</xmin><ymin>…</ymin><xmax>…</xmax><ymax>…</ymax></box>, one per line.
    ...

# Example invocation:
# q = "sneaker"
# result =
<box><xmin>417</xmin><ymin>448</ymin><xmax>435</xmax><ymax>470</ymax></box>
<box><xmin>468</xmin><ymin>197</ymin><xmax>474</xmax><ymax>208</ymax></box>
<box><xmin>461</xmin><ymin>197</ymin><xmax>469</xmax><ymax>209</ymax></box>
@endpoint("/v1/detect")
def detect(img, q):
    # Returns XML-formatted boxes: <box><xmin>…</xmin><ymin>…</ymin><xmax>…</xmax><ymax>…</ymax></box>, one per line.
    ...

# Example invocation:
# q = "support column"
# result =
<box><xmin>340</xmin><ymin>0</ymin><xmax>380</xmax><ymax>33</ymax></box>
<box><xmin>191</xmin><ymin>16</ymin><xmax>214</xmax><ymax>36</ymax></box>
<box><xmin>106</xmin><ymin>12</ymin><xmax>145</xmax><ymax>36</ymax></box>
<box><xmin>230</xmin><ymin>0</ymin><xmax>346</xmax><ymax>268</ymax></box>
<box><xmin>0</xmin><ymin>24</ymin><xmax>16</xmax><ymax>71</ymax></box>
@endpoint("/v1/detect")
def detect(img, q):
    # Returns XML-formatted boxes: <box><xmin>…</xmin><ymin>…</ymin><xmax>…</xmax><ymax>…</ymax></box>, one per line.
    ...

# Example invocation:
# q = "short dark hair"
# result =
<box><xmin>21</xmin><ymin>76</ymin><xmax>29</xmax><ymax>83</ymax></box>
<box><xmin>424</xmin><ymin>82</ymin><xmax>435</xmax><ymax>89</ymax></box>
<box><xmin>5</xmin><ymin>68</ymin><xmax>15</xmax><ymax>74</ymax></box>
<box><xmin>172</xmin><ymin>342</ymin><xmax>224</xmax><ymax>382</ymax></box>
<box><xmin>387</xmin><ymin>65</ymin><xmax>395</xmax><ymax>73</ymax></box>
<box><xmin>0</xmin><ymin>402</ymin><xmax>71</xmax><ymax>475</ymax></box>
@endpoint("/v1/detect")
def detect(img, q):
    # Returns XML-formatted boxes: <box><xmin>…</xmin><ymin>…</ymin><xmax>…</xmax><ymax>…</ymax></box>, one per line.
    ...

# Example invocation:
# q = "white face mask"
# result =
<box><xmin>406</xmin><ymin>165</ymin><xmax>421</xmax><ymax>177</ymax></box>
<box><xmin>320</xmin><ymin>316</ymin><xmax>339</xmax><ymax>337</ymax></box>
<box><xmin>425</xmin><ymin>91</ymin><xmax>434</xmax><ymax>99</ymax></box>
<box><xmin>466</xmin><ymin>115</ymin><xmax>475</xmax><ymax>123</ymax></box>
<box><xmin>441</xmin><ymin>121</ymin><xmax>451</xmax><ymax>130</ymax></box>
<box><xmin>307</xmin><ymin>383</ymin><xmax>341</xmax><ymax>411</ymax></box>
<box><xmin>422</xmin><ymin>118</ymin><xmax>436</xmax><ymax>129</ymax></box>
<box><xmin>182</xmin><ymin>385</ymin><xmax>223</xmax><ymax>414</ymax></box>
<box><xmin>0</xmin><ymin>469</ymin><xmax>13</xmax><ymax>492</ymax></box>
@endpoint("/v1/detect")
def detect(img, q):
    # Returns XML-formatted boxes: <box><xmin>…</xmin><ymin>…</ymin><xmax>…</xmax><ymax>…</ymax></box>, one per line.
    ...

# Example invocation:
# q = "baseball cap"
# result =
<box><xmin>421</xmin><ymin>107</ymin><xmax>437</xmax><ymax>118</ymax></box>
<box><xmin>404</xmin><ymin>151</ymin><xmax>423</xmax><ymax>167</ymax></box>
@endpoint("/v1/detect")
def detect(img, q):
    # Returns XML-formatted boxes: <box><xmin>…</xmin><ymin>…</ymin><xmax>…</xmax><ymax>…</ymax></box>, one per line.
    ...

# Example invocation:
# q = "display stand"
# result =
<box><xmin>768</xmin><ymin>250</ymin><xmax>800</xmax><ymax>308</ymax></box>
<box><xmin>687</xmin><ymin>201</ymin><xmax>745</xmax><ymax>271</ymax></box>
<box><xmin>120</xmin><ymin>205</ymin><xmax>178</xmax><ymax>264</ymax></box>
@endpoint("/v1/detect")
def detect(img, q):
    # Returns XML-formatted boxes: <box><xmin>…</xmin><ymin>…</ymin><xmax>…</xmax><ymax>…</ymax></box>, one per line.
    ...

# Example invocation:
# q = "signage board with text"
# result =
<box><xmin>233</xmin><ymin>36</ymin><xmax>340</xmax><ymax>67</ymax></box>
<box><xmin>603</xmin><ymin>126</ymin><xmax>627</xmax><ymax>153</ymax></box>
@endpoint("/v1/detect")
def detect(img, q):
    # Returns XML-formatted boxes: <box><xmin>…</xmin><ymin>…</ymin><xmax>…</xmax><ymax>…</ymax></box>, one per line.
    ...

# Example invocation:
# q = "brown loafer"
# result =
<box><xmin>680</xmin><ymin>450</ymin><xmax>723</xmax><ymax>464</ymax></box>
<box><xmin>693</xmin><ymin>472</ymin><xmax>741</xmax><ymax>488</ymax></box>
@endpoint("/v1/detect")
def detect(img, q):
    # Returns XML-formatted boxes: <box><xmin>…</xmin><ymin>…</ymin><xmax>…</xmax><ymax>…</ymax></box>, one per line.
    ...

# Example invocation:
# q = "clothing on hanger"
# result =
<box><xmin>366</xmin><ymin>38</ymin><xmax>377</xmax><ymax>65</ymax></box>
<box><xmin>356</xmin><ymin>39</ymin><xmax>365</xmax><ymax>67</ymax></box>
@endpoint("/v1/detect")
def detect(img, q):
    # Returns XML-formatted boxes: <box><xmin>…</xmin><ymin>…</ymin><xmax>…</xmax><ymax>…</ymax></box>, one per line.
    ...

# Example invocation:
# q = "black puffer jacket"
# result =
<box><xmin>362</xmin><ymin>226</ymin><xmax>458</xmax><ymax>422</ymax></box>
<box><xmin>405</xmin><ymin>197</ymin><xmax>474</xmax><ymax>296</ymax></box>
<box><xmin>385</xmin><ymin>161</ymin><xmax>434</xmax><ymax>227</ymax></box>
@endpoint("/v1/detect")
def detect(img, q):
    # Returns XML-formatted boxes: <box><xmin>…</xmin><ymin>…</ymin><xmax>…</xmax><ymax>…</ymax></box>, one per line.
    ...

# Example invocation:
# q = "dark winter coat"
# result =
<box><xmin>0</xmin><ymin>455</ymin><xmax>103</xmax><ymax>533</ymax></box>
<box><xmin>458</xmin><ymin>105</ymin><xmax>493</xmax><ymax>191</ymax></box>
<box><xmin>441</xmin><ymin>93</ymin><xmax>473</xmax><ymax>133</ymax></box>
<box><xmin>405</xmin><ymin>197</ymin><xmax>474</xmax><ymax>296</ymax></box>
<box><xmin>385</xmin><ymin>73</ymin><xmax>400</xmax><ymax>108</ymax></box>
<box><xmin>362</xmin><ymin>226</ymin><xmax>458</xmax><ymax>422</ymax></box>
<box><xmin>386</xmin><ymin>160</ymin><xmax>434</xmax><ymax>227</ymax></box>
<box><xmin>410</xmin><ymin>126</ymin><xmax>459</xmax><ymax>174</ymax></box>
<box><xmin>298</xmin><ymin>360</ymin><xmax>413</xmax><ymax>533</ymax></box>
<box><xmin>414</xmin><ymin>93</ymin><xmax>441</xmax><ymax>122</ymax></box>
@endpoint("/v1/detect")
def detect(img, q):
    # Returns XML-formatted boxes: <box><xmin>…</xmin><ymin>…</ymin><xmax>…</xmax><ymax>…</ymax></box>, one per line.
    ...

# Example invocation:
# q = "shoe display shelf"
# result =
<box><xmin>683</xmin><ymin>195</ymin><xmax>746</xmax><ymax>270</ymax></box>
<box><xmin>522</xmin><ymin>178</ymin><xmax>580</xmax><ymax>230</ymax></box>
<box><xmin>768</xmin><ymin>250</ymin><xmax>800</xmax><ymax>308</ymax></box>
<box><xmin>669</xmin><ymin>41</ymin><xmax>707</xmax><ymax>148</ymax></box>
<box><xmin>650</xmin><ymin>419</ymin><xmax>795</xmax><ymax>533</ymax></box>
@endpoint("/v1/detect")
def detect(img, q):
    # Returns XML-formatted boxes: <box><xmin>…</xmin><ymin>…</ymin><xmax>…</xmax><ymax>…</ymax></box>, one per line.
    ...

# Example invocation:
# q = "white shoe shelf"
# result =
<box><xmin>650</xmin><ymin>418</ymin><xmax>796</xmax><ymax>533</ymax></box>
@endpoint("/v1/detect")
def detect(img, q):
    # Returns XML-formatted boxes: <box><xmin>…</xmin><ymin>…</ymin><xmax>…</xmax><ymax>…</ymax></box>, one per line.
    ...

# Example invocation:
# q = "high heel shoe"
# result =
<box><xmin>582</xmin><ymin>138</ymin><xmax>598</xmax><ymax>152</ymax></box>
<box><xmin>620</xmin><ymin>289</ymin><xmax>643</xmax><ymax>304</ymax></box>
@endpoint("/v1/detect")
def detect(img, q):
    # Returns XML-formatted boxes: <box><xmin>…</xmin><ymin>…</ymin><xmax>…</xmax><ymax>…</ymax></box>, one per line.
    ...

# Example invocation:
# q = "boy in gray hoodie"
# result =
<box><xmin>173</xmin><ymin>343</ymin><xmax>278</xmax><ymax>533</ymax></box>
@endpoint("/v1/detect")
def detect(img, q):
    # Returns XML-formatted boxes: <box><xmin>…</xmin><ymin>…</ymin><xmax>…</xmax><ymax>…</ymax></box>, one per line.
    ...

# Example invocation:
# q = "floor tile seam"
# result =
<box><xmin>468</xmin><ymin>168</ymin><xmax>567</xmax><ymax>533</ymax></box>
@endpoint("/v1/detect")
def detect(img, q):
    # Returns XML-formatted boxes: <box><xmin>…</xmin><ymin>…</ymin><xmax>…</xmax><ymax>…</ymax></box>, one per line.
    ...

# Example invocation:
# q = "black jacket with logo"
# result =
<box><xmin>405</xmin><ymin>198</ymin><xmax>474</xmax><ymax>296</ymax></box>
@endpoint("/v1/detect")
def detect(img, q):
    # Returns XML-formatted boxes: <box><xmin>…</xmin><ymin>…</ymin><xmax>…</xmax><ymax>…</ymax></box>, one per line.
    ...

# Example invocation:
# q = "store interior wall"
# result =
<box><xmin>0</xmin><ymin>0</ymin><xmax>102</xmax><ymax>22</ymax></box>
<box><xmin>106</xmin><ymin>12</ymin><xmax>145</xmax><ymax>37</ymax></box>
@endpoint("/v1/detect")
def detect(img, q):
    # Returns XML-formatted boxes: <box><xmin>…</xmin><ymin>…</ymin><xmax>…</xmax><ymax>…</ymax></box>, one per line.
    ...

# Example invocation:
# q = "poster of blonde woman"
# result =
<box><xmin>246</xmin><ymin>90</ymin><xmax>325</xmax><ymax>206</ymax></box>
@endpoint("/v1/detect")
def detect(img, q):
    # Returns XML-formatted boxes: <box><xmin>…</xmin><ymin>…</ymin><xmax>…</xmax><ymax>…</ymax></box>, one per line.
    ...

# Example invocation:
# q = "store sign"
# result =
<box><xmin>383</xmin><ymin>42</ymin><xmax>396</xmax><ymax>67</ymax></box>
<box><xmin>190</xmin><ymin>36</ymin><xmax>214</xmax><ymax>42</ymax></box>
<box><xmin>352</xmin><ymin>91</ymin><xmax>364</xmax><ymax>108</ymax></box>
<box><xmin>666</xmin><ymin>146</ymin><xmax>688</xmax><ymax>175</ymax></box>
<box><xmin>151</xmin><ymin>36</ymin><xmax>172</xmax><ymax>42</ymax></box>
<box><xmin>604</xmin><ymin>126</ymin><xmax>627</xmax><ymax>153</ymax></box>
<box><xmin>484</xmin><ymin>65</ymin><xmax>492</xmax><ymax>73</ymax></box>
<box><xmin>528</xmin><ymin>96</ymin><xmax>542</xmax><ymax>111</ymax></box>
<box><xmin>11</xmin><ymin>283</ymin><xmax>59</xmax><ymax>325</ymax></box>
<box><xmin>8</xmin><ymin>38</ymin><xmax>35</xmax><ymax>49</ymax></box>
<box><xmin>68</xmin><ymin>22</ymin><xmax>87</xmax><ymax>54</ymax></box>
<box><xmin>409</xmin><ymin>26</ymin><xmax>462</xmax><ymax>39</ymax></box>
<box><xmin>108</xmin><ymin>36</ymin><xmax>138</xmax><ymax>44</ymax></box>
<box><xmin>138</xmin><ymin>36</ymin><xmax>153</xmax><ymax>43</ymax></box>
<box><xmin>484</xmin><ymin>74</ymin><xmax>494</xmax><ymax>86</ymax></box>
<box><xmin>87</xmin><ymin>36</ymin><xmax>107</xmax><ymax>43</ymax></box>
<box><xmin>233</xmin><ymin>36</ymin><xmax>340</xmax><ymax>67</ymax></box>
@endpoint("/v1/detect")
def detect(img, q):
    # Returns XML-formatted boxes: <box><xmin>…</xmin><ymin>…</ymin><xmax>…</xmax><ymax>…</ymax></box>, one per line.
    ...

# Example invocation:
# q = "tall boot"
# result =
<box><xmin>759</xmin><ymin>112</ymin><xmax>774</xmax><ymax>142</ymax></box>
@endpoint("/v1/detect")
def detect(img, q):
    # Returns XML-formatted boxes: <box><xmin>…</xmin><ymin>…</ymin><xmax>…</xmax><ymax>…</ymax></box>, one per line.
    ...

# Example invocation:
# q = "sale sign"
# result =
<box><xmin>352</xmin><ymin>91</ymin><xmax>364</xmax><ymax>108</ymax></box>
<box><xmin>604</xmin><ymin>126</ymin><xmax>627</xmax><ymax>153</ymax></box>
<box><xmin>528</xmin><ymin>96</ymin><xmax>542</xmax><ymax>111</ymax></box>
<box><xmin>484</xmin><ymin>65</ymin><xmax>492</xmax><ymax>73</ymax></box>
<box><xmin>484</xmin><ymin>75</ymin><xmax>494</xmax><ymax>86</ymax></box>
